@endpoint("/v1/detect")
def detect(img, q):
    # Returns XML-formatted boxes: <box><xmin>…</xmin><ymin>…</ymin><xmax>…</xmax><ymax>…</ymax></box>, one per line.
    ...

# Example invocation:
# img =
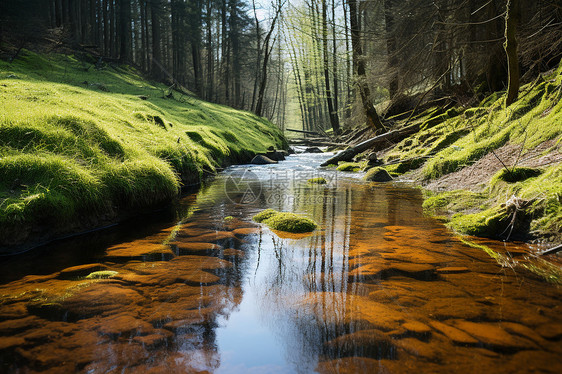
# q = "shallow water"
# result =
<box><xmin>0</xmin><ymin>153</ymin><xmax>561</xmax><ymax>373</ymax></box>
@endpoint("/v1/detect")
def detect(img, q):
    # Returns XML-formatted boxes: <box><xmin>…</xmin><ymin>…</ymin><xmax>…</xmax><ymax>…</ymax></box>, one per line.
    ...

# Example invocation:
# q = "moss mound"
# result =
<box><xmin>491</xmin><ymin>167</ymin><xmax>543</xmax><ymax>184</ymax></box>
<box><xmin>253</xmin><ymin>209</ymin><xmax>317</xmax><ymax>233</ymax></box>
<box><xmin>337</xmin><ymin>162</ymin><xmax>361</xmax><ymax>172</ymax></box>
<box><xmin>364</xmin><ymin>167</ymin><xmax>393</xmax><ymax>182</ymax></box>
<box><xmin>252</xmin><ymin>208</ymin><xmax>279</xmax><ymax>223</ymax></box>
<box><xmin>307</xmin><ymin>177</ymin><xmax>327</xmax><ymax>184</ymax></box>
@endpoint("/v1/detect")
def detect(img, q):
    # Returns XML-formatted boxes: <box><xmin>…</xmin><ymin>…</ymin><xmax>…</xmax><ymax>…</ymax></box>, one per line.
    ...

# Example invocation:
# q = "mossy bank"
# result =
<box><xmin>0</xmin><ymin>51</ymin><xmax>286</xmax><ymax>252</ymax></box>
<box><xmin>376</xmin><ymin>61</ymin><xmax>562</xmax><ymax>244</ymax></box>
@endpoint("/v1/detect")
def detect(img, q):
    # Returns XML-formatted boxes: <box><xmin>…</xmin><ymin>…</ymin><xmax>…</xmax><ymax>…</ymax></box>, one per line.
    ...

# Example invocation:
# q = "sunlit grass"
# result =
<box><xmin>0</xmin><ymin>51</ymin><xmax>285</xmax><ymax>240</ymax></box>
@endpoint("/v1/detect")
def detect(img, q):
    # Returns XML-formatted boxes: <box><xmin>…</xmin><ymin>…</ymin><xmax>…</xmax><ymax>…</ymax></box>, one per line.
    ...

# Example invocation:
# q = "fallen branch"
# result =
<box><xmin>320</xmin><ymin>123</ymin><xmax>420</xmax><ymax>166</ymax></box>
<box><xmin>540</xmin><ymin>244</ymin><xmax>562</xmax><ymax>256</ymax></box>
<box><xmin>286</xmin><ymin>128</ymin><xmax>322</xmax><ymax>136</ymax></box>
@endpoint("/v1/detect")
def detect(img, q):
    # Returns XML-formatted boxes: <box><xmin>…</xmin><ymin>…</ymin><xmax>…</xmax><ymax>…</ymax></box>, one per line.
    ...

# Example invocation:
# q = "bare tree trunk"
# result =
<box><xmin>150</xmin><ymin>0</ymin><xmax>163</xmax><ymax>79</ymax></box>
<box><xmin>322</xmin><ymin>0</ymin><xmax>340</xmax><ymax>133</ymax></box>
<box><xmin>505</xmin><ymin>0</ymin><xmax>521</xmax><ymax>106</ymax></box>
<box><xmin>119</xmin><ymin>0</ymin><xmax>131</xmax><ymax>62</ymax></box>
<box><xmin>347</xmin><ymin>0</ymin><xmax>385</xmax><ymax>132</ymax></box>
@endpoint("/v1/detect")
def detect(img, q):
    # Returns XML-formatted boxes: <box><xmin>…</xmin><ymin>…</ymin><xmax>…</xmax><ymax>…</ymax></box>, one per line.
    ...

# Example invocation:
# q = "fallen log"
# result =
<box><xmin>540</xmin><ymin>244</ymin><xmax>562</xmax><ymax>256</ymax></box>
<box><xmin>286</xmin><ymin>128</ymin><xmax>323</xmax><ymax>136</ymax></box>
<box><xmin>320</xmin><ymin>123</ymin><xmax>420</xmax><ymax>166</ymax></box>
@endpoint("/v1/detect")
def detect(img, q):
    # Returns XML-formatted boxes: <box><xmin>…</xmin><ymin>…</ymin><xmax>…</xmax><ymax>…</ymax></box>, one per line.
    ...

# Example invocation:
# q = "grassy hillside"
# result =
<box><xmin>0</xmin><ymin>51</ymin><xmax>285</xmax><ymax>250</ymax></box>
<box><xmin>380</xmin><ymin>61</ymin><xmax>562</xmax><ymax>243</ymax></box>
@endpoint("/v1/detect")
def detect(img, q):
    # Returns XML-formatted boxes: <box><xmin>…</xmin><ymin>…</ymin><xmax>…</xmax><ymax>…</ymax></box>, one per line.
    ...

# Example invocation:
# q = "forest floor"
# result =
<box><xmin>348</xmin><ymin>62</ymin><xmax>562</xmax><ymax>246</ymax></box>
<box><xmin>0</xmin><ymin>51</ymin><xmax>286</xmax><ymax>253</ymax></box>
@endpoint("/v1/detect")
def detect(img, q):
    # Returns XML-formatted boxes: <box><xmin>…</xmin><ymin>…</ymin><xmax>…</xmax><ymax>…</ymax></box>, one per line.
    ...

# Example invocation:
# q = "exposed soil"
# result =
<box><xmin>421</xmin><ymin>138</ymin><xmax>562</xmax><ymax>192</ymax></box>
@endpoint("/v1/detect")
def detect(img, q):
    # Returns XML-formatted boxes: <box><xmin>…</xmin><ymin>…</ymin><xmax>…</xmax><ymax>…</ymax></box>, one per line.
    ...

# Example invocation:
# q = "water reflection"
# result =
<box><xmin>0</xmin><ymin>153</ymin><xmax>561</xmax><ymax>373</ymax></box>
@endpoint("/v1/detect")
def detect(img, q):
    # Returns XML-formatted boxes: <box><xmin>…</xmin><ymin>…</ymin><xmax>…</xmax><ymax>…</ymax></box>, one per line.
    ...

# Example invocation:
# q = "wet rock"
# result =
<box><xmin>178</xmin><ymin>231</ymin><xmax>237</xmax><ymax>243</ymax></box>
<box><xmin>174</xmin><ymin>242</ymin><xmax>222</xmax><ymax>255</ymax></box>
<box><xmin>401</xmin><ymin>320</ymin><xmax>432</xmax><ymax>336</ymax></box>
<box><xmin>423</xmin><ymin>298</ymin><xmax>487</xmax><ymax>320</ymax></box>
<box><xmin>232</xmin><ymin>227</ymin><xmax>261</xmax><ymax>236</ymax></box>
<box><xmin>121</xmin><ymin>256</ymin><xmax>230</xmax><ymax>287</ymax></box>
<box><xmin>58</xmin><ymin>263</ymin><xmax>108</xmax><ymax>279</ymax></box>
<box><xmin>316</xmin><ymin>357</ymin><xmax>403</xmax><ymax>374</ymax></box>
<box><xmin>349</xmin><ymin>259</ymin><xmax>435</xmax><ymax>281</ymax></box>
<box><xmin>223</xmin><ymin>248</ymin><xmax>245</xmax><ymax>257</ymax></box>
<box><xmin>536</xmin><ymin>322</ymin><xmax>562</xmax><ymax>340</ymax></box>
<box><xmin>133</xmin><ymin>329</ymin><xmax>173</xmax><ymax>348</ymax></box>
<box><xmin>58</xmin><ymin>282</ymin><xmax>146</xmax><ymax>319</ymax></box>
<box><xmin>0</xmin><ymin>336</ymin><xmax>26</xmax><ymax>350</ymax></box>
<box><xmin>0</xmin><ymin>302</ymin><xmax>28</xmax><ymax>320</ymax></box>
<box><xmin>297</xmin><ymin>292</ymin><xmax>405</xmax><ymax>332</ymax></box>
<box><xmin>97</xmin><ymin>313</ymin><xmax>154</xmax><ymax>337</ymax></box>
<box><xmin>259</xmin><ymin>151</ymin><xmax>286</xmax><ymax>161</ymax></box>
<box><xmin>394</xmin><ymin>337</ymin><xmax>440</xmax><ymax>360</ymax></box>
<box><xmin>500</xmin><ymin>322</ymin><xmax>549</xmax><ymax>346</ymax></box>
<box><xmin>103</xmin><ymin>243</ymin><xmax>175</xmax><ymax>261</ymax></box>
<box><xmin>429</xmin><ymin>320</ymin><xmax>479</xmax><ymax>345</ymax></box>
<box><xmin>0</xmin><ymin>315</ymin><xmax>42</xmax><ymax>334</ymax></box>
<box><xmin>304</xmin><ymin>147</ymin><xmax>323</xmax><ymax>153</ymax></box>
<box><xmin>436</xmin><ymin>267</ymin><xmax>470</xmax><ymax>274</ymax></box>
<box><xmin>251</xmin><ymin>155</ymin><xmax>278</xmax><ymax>164</ymax></box>
<box><xmin>176</xmin><ymin>227</ymin><xmax>215</xmax><ymax>237</ymax></box>
<box><xmin>363</xmin><ymin>167</ymin><xmax>393</xmax><ymax>182</ymax></box>
<box><xmin>324</xmin><ymin>329</ymin><xmax>397</xmax><ymax>359</ymax></box>
<box><xmin>452</xmin><ymin>320</ymin><xmax>537</xmax><ymax>351</ymax></box>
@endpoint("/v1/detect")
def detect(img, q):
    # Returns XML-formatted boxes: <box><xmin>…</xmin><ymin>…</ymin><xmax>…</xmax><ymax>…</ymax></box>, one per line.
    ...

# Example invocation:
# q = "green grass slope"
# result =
<box><xmin>381</xmin><ymin>61</ymin><xmax>562</xmax><ymax>243</ymax></box>
<box><xmin>0</xmin><ymin>51</ymin><xmax>286</xmax><ymax>250</ymax></box>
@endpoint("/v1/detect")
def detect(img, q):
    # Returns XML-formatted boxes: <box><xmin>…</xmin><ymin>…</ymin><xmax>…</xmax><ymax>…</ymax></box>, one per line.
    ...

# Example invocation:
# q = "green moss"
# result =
<box><xmin>448</xmin><ymin>206</ymin><xmax>509</xmax><ymax>238</ymax></box>
<box><xmin>422</xmin><ymin>190</ymin><xmax>489</xmax><ymax>215</ymax></box>
<box><xmin>0</xmin><ymin>51</ymin><xmax>285</xmax><ymax>244</ymax></box>
<box><xmin>85</xmin><ymin>271</ymin><xmax>118</xmax><ymax>279</ymax></box>
<box><xmin>336</xmin><ymin>162</ymin><xmax>361</xmax><ymax>172</ymax></box>
<box><xmin>252</xmin><ymin>209</ymin><xmax>279</xmax><ymax>223</ymax></box>
<box><xmin>253</xmin><ymin>209</ymin><xmax>317</xmax><ymax>233</ymax></box>
<box><xmin>491</xmin><ymin>167</ymin><xmax>543</xmax><ymax>184</ymax></box>
<box><xmin>307</xmin><ymin>177</ymin><xmax>327</xmax><ymax>184</ymax></box>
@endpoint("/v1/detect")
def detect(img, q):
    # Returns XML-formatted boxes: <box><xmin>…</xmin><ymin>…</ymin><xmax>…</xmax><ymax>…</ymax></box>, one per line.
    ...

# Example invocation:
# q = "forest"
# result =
<box><xmin>1</xmin><ymin>1</ymin><xmax>562</xmax><ymax>373</ymax></box>
<box><xmin>2</xmin><ymin>0</ymin><xmax>560</xmax><ymax>133</ymax></box>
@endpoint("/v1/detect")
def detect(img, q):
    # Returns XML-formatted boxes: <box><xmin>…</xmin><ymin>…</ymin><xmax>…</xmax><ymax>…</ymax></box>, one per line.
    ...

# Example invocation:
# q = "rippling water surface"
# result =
<box><xmin>0</xmin><ymin>153</ymin><xmax>561</xmax><ymax>373</ymax></box>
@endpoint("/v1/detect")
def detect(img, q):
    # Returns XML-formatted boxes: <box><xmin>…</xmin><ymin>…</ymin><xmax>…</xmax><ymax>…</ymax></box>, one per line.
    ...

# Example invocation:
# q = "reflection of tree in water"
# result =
<box><xmin>249</xmin><ymin>183</ymin><xmax>426</xmax><ymax>370</ymax></box>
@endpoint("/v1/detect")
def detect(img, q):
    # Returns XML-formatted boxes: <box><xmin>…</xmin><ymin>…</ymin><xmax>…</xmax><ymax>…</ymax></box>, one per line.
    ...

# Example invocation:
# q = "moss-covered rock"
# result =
<box><xmin>85</xmin><ymin>270</ymin><xmax>119</xmax><ymax>279</ymax></box>
<box><xmin>252</xmin><ymin>209</ymin><xmax>317</xmax><ymax>233</ymax></box>
<box><xmin>308</xmin><ymin>177</ymin><xmax>327</xmax><ymax>184</ymax></box>
<box><xmin>337</xmin><ymin>162</ymin><xmax>361</xmax><ymax>172</ymax></box>
<box><xmin>252</xmin><ymin>208</ymin><xmax>279</xmax><ymax>223</ymax></box>
<box><xmin>364</xmin><ymin>167</ymin><xmax>393</xmax><ymax>182</ymax></box>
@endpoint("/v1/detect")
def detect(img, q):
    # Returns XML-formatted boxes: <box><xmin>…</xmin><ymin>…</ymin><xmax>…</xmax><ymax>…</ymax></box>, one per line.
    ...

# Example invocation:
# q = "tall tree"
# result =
<box><xmin>321</xmin><ymin>0</ymin><xmax>340</xmax><ymax>133</ymax></box>
<box><xmin>347</xmin><ymin>0</ymin><xmax>384</xmax><ymax>131</ymax></box>
<box><xmin>505</xmin><ymin>0</ymin><xmax>521</xmax><ymax>107</ymax></box>
<box><xmin>120</xmin><ymin>0</ymin><xmax>132</xmax><ymax>62</ymax></box>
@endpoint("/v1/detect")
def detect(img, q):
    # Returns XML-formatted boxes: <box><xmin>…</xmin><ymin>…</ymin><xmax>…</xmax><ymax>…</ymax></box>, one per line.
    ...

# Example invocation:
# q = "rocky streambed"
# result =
<box><xmin>0</xmin><ymin>153</ymin><xmax>560</xmax><ymax>373</ymax></box>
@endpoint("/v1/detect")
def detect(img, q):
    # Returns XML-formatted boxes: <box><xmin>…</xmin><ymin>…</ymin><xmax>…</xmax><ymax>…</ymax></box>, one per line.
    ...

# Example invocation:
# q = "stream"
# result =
<box><xmin>0</xmin><ymin>153</ymin><xmax>561</xmax><ymax>373</ymax></box>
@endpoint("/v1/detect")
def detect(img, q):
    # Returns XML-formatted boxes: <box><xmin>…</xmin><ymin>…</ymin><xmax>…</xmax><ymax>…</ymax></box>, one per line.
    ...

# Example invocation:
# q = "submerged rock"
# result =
<box><xmin>58</xmin><ymin>264</ymin><xmax>108</xmax><ymax>279</ymax></box>
<box><xmin>250</xmin><ymin>155</ymin><xmax>278</xmax><ymax>164</ymax></box>
<box><xmin>304</xmin><ymin>147</ymin><xmax>323</xmax><ymax>153</ymax></box>
<box><xmin>364</xmin><ymin>167</ymin><xmax>393</xmax><ymax>182</ymax></box>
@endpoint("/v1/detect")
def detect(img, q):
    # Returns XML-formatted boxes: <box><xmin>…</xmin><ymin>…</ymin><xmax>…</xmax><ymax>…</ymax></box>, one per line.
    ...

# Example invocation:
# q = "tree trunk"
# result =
<box><xmin>504</xmin><ymin>0</ymin><xmax>521</xmax><ymax>107</ymax></box>
<box><xmin>322</xmin><ymin>0</ymin><xmax>340</xmax><ymax>133</ymax></box>
<box><xmin>150</xmin><ymin>0</ymin><xmax>163</xmax><ymax>79</ymax></box>
<box><xmin>384</xmin><ymin>0</ymin><xmax>398</xmax><ymax>98</ymax></box>
<box><xmin>347</xmin><ymin>0</ymin><xmax>385</xmax><ymax>132</ymax></box>
<box><xmin>119</xmin><ymin>0</ymin><xmax>131</xmax><ymax>62</ymax></box>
